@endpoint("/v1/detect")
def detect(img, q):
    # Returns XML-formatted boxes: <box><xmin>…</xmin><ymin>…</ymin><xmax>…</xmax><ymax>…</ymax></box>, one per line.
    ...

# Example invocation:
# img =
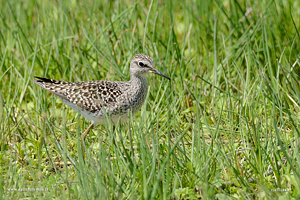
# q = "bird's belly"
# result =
<box><xmin>82</xmin><ymin>110</ymin><xmax>130</xmax><ymax>125</ymax></box>
<box><xmin>60</xmin><ymin>98</ymin><xmax>130</xmax><ymax>125</ymax></box>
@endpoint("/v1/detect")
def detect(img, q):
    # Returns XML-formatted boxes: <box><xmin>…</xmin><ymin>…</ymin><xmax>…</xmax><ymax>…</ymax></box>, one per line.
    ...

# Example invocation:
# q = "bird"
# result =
<box><xmin>34</xmin><ymin>54</ymin><xmax>170</xmax><ymax>140</ymax></box>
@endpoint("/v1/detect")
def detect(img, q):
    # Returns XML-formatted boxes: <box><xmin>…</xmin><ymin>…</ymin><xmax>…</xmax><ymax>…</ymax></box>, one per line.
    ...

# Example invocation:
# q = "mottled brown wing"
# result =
<box><xmin>34</xmin><ymin>76</ymin><xmax>123</xmax><ymax>113</ymax></box>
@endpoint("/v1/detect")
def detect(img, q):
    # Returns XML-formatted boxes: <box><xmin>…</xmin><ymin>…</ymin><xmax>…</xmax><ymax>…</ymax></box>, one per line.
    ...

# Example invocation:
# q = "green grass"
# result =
<box><xmin>1</xmin><ymin>0</ymin><xmax>300</xmax><ymax>199</ymax></box>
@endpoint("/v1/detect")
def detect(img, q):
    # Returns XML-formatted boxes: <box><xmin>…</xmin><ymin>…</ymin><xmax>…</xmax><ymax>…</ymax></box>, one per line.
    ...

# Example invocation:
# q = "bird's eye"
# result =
<box><xmin>138</xmin><ymin>62</ymin><xmax>145</xmax><ymax>67</ymax></box>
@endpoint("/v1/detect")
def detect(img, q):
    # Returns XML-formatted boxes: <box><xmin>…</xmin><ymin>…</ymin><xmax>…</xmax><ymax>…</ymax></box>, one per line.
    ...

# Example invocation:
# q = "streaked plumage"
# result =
<box><xmin>34</xmin><ymin>54</ymin><xmax>170</xmax><ymax>139</ymax></box>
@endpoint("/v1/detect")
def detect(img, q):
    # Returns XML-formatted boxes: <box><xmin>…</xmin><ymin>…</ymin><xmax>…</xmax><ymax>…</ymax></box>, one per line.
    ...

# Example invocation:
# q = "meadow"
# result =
<box><xmin>1</xmin><ymin>0</ymin><xmax>300</xmax><ymax>199</ymax></box>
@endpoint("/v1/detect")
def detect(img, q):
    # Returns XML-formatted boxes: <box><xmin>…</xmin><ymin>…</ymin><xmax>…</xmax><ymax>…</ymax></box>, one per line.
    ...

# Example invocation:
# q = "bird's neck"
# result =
<box><xmin>129</xmin><ymin>74</ymin><xmax>148</xmax><ymax>99</ymax></box>
<box><xmin>128</xmin><ymin>74</ymin><xmax>148</xmax><ymax>113</ymax></box>
<box><xmin>130</xmin><ymin>74</ymin><xmax>148</xmax><ymax>87</ymax></box>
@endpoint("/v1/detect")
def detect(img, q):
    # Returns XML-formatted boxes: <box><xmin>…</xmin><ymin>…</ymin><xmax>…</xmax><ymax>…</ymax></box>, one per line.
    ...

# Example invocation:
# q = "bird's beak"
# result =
<box><xmin>151</xmin><ymin>69</ymin><xmax>171</xmax><ymax>80</ymax></box>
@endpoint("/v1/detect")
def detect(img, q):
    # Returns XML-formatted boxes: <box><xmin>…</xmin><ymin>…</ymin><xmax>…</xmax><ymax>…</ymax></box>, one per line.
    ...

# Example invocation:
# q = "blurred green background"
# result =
<box><xmin>1</xmin><ymin>0</ymin><xmax>300</xmax><ymax>199</ymax></box>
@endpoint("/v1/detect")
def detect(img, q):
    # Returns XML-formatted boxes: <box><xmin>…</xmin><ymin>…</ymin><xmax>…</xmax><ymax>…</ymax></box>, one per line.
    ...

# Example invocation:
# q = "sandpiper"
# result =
<box><xmin>34</xmin><ymin>54</ymin><xmax>170</xmax><ymax>139</ymax></box>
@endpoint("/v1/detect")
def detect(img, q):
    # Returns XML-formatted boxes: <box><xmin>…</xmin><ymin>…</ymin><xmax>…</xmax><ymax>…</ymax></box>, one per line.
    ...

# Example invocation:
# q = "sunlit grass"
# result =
<box><xmin>1</xmin><ymin>0</ymin><xmax>300</xmax><ymax>199</ymax></box>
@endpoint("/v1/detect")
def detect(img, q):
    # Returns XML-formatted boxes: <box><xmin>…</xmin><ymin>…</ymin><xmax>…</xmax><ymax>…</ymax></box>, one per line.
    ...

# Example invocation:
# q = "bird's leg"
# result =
<box><xmin>81</xmin><ymin>123</ymin><xmax>94</xmax><ymax>157</ymax></box>
<box><xmin>112</xmin><ymin>125</ymin><xmax>116</xmax><ymax>146</ymax></box>
<box><xmin>81</xmin><ymin>123</ymin><xmax>94</xmax><ymax>140</ymax></box>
